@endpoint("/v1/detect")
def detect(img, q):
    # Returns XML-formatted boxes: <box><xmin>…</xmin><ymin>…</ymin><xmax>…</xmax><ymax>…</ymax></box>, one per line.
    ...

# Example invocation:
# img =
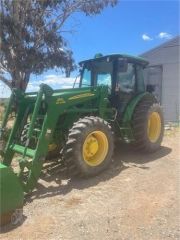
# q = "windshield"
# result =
<box><xmin>80</xmin><ymin>61</ymin><xmax>113</xmax><ymax>89</ymax></box>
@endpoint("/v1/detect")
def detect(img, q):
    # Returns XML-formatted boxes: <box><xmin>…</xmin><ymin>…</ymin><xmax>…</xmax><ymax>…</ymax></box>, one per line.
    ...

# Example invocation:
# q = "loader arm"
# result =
<box><xmin>0</xmin><ymin>84</ymin><xmax>110</xmax><ymax>193</ymax></box>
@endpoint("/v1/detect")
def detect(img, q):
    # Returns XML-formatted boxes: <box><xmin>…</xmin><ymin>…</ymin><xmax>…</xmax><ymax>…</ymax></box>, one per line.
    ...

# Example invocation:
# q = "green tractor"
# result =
<box><xmin>0</xmin><ymin>53</ymin><xmax>164</xmax><ymax>225</ymax></box>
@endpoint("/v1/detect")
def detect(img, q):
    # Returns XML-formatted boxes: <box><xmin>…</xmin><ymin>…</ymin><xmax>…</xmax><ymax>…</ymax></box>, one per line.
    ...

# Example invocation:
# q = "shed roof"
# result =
<box><xmin>140</xmin><ymin>36</ymin><xmax>180</xmax><ymax>57</ymax></box>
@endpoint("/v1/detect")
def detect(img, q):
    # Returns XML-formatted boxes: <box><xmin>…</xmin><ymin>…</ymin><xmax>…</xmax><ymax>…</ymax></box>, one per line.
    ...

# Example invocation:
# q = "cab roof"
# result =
<box><xmin>79</xmin><ymin>53</ymin><xmax>149</xmax><ymax>67</ymax></box>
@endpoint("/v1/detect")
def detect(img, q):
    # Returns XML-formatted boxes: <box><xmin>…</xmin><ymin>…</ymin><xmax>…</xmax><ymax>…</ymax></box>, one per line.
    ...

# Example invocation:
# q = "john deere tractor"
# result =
<box><xmin>0</xmin><ymin>54</ymin><xmax>164</xmax><ymax>225</ymax></box>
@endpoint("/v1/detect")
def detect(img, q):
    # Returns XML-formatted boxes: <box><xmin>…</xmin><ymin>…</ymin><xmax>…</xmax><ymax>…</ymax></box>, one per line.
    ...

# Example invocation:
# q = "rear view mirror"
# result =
<box><xmin>146</xmin><ymin>84</ymin><xmax>155</xmax><ymax>93</ymax></box>
<box><xmin>117</xmin><ymin>59</ymin><xmax>128</xmax><ymax>72</ymax></box>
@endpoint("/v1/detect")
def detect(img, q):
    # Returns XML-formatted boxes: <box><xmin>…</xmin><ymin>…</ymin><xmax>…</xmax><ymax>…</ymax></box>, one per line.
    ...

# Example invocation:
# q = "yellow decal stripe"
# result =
<box><xmin>69</xmin><ymin>93</ymin><xmax>95</xmax><ymax>100</ymax></box>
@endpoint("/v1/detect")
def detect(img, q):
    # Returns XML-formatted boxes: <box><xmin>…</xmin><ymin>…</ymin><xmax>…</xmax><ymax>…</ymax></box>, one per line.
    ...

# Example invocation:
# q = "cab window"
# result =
<box><xmin>96</xmin><ymin>73</ymin><xmax>111</xmax><ymax>88</ymax></box>
<box><xmin>80</xmin><ymin>60</ymin><xmax>113</xmax><ymax>90</ymax></box>
<box><xmin>117</xmin><ymin>63</ymin><xmax>135</xmax><ymax>93</ymax></box>
<box><xmin>81</xmin><ymin>68</ymin><xmax>91</xmax><ymax>87</ymax></box>
<box><xmin>136</xmin><ymin>65</ymin><xmax>145</xmax><ymax>92</ymax></box>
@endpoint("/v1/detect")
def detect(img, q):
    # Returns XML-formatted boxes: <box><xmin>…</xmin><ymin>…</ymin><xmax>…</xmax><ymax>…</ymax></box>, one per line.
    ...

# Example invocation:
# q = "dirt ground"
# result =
<box><xmin>1</xmin><ymin>130</ymin><xmax>180</xmax><ymax>240</ymax></box>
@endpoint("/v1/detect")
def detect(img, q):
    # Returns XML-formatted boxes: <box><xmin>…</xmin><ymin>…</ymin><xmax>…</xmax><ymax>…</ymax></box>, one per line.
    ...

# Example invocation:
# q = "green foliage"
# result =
<box><xmin>0</xmin><ymin>0</ymin><xmax>117</xmax><ymax>90</ymax></box>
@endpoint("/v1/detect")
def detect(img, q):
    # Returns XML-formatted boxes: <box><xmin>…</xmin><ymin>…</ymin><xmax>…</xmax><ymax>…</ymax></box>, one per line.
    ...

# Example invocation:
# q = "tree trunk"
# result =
<box><xmin>11</xmin><ymin>71</ymin><xmax>30</xmax><ymax>91</ymax></box>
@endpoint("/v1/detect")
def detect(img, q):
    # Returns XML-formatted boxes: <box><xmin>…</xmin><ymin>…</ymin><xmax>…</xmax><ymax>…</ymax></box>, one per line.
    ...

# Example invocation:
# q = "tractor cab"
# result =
<box><xmin>79</xmin><ymin>54</ymin><xmax>149</xmax><ymax>114</ymax></box>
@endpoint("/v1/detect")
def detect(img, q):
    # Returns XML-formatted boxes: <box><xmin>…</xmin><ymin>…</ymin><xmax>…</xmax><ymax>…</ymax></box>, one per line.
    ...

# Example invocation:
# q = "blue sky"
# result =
<box><xmin>0</xmin><ymin>0</ymin><xmax>179</xmax><ymax>97</ymax></box>
<box><xmin>67</xmin><ymin>0</ymin><xmax>179</xmax><ymax>61</ymax></box>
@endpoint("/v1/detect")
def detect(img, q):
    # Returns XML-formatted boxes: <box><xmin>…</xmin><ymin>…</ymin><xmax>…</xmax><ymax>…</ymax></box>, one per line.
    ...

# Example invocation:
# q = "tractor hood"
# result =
<box><xmin>24</xmin><ymin>84</ymin><xmax>105</xmax><ymax>106</ymax></box>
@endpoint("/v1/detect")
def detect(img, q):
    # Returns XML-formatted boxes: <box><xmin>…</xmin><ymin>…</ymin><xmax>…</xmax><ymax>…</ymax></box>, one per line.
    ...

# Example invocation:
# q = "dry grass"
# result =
<box><xmin>0</xmin><ymin>105</ymin><xmax>4</xmax><ymax>122</ymax></box>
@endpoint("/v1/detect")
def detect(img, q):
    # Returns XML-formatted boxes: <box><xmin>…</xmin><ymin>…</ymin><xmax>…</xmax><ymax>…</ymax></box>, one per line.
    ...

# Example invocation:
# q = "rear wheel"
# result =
<box><xmin>64</xmin><ymin>116</ymin><xmax>114</xmax><ymax>177</ymax></box>
<box><xmin>20</xmin><ymin>123</ymin><xmax>60</xmax><ymax>159</ymax></box>
<box><xmin>133</xmin><ymin>95</ymin><xmax>164</xmax><ymax>152</ymax></box>
<box><xmin>20</xmin><ymin>123</ymin><xmax>36</xmax><ymax>148</ymax></box>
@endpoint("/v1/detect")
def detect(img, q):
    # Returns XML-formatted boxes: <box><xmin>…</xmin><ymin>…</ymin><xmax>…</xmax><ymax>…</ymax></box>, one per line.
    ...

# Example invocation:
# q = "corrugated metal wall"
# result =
<box><xmin>141</xmin><ymin>36</ymin><xmax>180</xmax><ymax>122</ymax></box>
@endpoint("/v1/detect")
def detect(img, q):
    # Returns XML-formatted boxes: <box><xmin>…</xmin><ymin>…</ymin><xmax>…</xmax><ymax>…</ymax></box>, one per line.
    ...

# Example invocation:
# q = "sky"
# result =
<box><xmin>0</xmin><ymin>0</ymin><xmax>179</xmax><ymax>97</ymax></box>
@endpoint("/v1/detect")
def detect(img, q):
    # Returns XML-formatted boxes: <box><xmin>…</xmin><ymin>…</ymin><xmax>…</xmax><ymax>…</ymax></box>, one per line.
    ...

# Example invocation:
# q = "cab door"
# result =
<box><xmin>114</xmin><ymin>63</ymin><xmax>136</xmax><ymax>115</ymax></box>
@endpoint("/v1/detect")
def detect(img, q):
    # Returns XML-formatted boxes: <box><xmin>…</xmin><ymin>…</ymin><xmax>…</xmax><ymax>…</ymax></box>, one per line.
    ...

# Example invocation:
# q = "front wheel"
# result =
<box><xmin>64</xmin><ymin>116</ymin><xmax>114</xmax><ymax>177</ymax></box>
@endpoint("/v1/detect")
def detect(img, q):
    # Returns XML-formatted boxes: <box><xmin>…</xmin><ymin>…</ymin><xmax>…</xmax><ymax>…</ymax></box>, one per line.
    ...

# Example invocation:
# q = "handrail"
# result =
<box><xmin>27</xmin><ymin>85</ymin><xmax>43</xmax><ymax>139</ymax></box>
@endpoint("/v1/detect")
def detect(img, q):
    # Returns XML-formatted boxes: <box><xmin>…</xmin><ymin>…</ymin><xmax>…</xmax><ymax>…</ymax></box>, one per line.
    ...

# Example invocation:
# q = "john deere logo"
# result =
<box><xmin>56</xmin><ymin>98</ymin><xmax>66</xmax><ymax>104</ymax></box>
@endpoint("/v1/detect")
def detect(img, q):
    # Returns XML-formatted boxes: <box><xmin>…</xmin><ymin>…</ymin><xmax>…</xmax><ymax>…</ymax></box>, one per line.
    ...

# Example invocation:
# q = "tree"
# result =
<box><xmin>0</xmin><ymin>0</ymin><xmax>117</xmax><ymax>91</ymax></box>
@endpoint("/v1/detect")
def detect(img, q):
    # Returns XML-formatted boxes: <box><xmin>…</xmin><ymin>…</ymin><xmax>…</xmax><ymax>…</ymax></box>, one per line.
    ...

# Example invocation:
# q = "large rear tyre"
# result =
<box><xmin>64</xmin><ymin>116</ymin><xmax>114</xmax><ymax>177</ymax></box>
<box><xmin>20</xmin><ymin>123</ymin><xmax>60</xmax><ymax>160</ymax></box>
<box><xmin>133</xmin><ymin>95</ymin><xmax>164</xmax><ymax>152</ymax></box>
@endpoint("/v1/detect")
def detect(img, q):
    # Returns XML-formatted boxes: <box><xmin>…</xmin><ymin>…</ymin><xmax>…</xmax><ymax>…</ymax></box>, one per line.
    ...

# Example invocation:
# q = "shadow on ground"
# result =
<box><xmin>25</xmin><ymin>143</ymin><xmax>172</xmax><ymax>203</ymax></box>
<box><xmin>0</xmin><ymin>216</ymin><xmax>27</xmax><ymax>233</ymax></box>
<box><xmin>1</xmin><ymin>142</ymin><xmax>172</xmax><ymax>233</ymax></box>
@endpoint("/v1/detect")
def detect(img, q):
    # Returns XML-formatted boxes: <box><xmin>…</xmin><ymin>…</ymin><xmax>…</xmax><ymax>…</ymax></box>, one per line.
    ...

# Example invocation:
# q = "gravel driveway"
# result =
<box><xmin>1</xmin><ymin>130</ymin><xmax>180</xmax><ymax>240</ymax></box>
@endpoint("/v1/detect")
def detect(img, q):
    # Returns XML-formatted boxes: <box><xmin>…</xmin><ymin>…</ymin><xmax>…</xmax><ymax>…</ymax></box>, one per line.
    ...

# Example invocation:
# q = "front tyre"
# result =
<box><xmin>64</xmin><ymin>116</ymin><xmax>114</xmax><ymax>177</ymax></box>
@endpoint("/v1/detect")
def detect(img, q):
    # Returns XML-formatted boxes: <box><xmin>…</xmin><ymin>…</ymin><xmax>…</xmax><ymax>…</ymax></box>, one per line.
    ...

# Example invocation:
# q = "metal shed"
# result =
<box><xmin>140</xmin><ymin>36</ymin><xmax>180</xmax><ymax>123</ymax></box>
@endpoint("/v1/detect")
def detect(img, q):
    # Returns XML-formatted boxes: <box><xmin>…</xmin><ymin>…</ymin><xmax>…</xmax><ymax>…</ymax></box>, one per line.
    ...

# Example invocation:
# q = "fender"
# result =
<box><xmin>120</xmin><ymin>92</ymin><xmax>156</xmax><ymax>141</ymax></box>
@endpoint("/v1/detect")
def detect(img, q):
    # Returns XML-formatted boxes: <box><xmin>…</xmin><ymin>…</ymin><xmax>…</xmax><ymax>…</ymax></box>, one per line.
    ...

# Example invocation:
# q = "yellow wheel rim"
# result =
<box><xmin>83</xmin><ymin>131</ymin><xmax>109</xmax><ymax>166</ymax></box>
<box><xmin>48</xmin><ymin>143</ymin><xmax>57</xmax><ymax>152</ymax></box>
<box><xmin>147</xmin><ymin>112</ymin><xmax>161</xmax><ymax>143</ymax></box>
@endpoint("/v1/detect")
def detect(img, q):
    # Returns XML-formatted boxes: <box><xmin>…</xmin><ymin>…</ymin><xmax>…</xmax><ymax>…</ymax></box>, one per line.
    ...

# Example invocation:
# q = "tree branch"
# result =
<box><xmin>0</xmin><ymin>75</ymin><xmax>12</xmax><ymax>89</ymax></box>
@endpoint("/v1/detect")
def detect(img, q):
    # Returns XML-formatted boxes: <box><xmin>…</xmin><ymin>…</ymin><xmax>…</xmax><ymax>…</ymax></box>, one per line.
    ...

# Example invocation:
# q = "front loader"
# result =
<box><xmin>0</xmin><ymin>54</ymin><xmax>164</xmax><ymax>225</ymax></box>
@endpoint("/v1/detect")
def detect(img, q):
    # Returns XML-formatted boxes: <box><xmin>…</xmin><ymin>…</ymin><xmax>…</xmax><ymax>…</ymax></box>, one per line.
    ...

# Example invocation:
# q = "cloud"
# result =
<box><xmin>0</xmin><ymin>82</ymin><xmax>11</xmax><ymax>98</ymax></box>
<box><xmin>26</xmin><ymin>74</ymin><xmax>80</xmax><ymax>92</ymax></box>
<box><xmin>26</xmin><ymin>83</ymin><xmax>40</xmax><ymax>92</ymax></box>
<box><xmin>157</xmin><ymin>32</ymin><xmax>173</xmax><ymax>40</ymax></box>
<box><xmin>0</xmin><ymin>74</ymin><xmax>80</xmax><ymax>97</ymax></box>
<box><xmin>43</xmin><ymin>75</ymin><xmax>76</xmax><ymax>85</ymax></box>
<box><xmin>141</xmin><ymin>32</ymin><xmax>173</xmax><ymax>42</ymax></box>
<box><xmin>142</xmin><ymin>34</ymin><xmax>153</xmax><ymax>41</ymax></box>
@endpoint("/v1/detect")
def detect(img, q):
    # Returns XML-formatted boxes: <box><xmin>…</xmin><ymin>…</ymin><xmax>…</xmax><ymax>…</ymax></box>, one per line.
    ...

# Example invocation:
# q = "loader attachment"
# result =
<box><xmin>0</xmin><ymin>163</ymin><xmax>24</xmax><ymax>226</ymax></box>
